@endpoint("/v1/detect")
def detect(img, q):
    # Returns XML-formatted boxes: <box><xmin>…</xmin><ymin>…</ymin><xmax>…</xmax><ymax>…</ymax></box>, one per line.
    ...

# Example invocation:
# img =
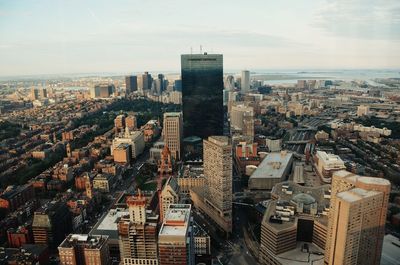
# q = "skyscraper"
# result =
<box><xmin>241</xmin><ymin>70</ymin><xmax>250</xmax><ymax>92</ymax></box>
<box><xmin>190</xmin><ymin>136</ymin><xmax>232</xmax><ymax>233</ymax></box>
<box><xmin>90</xmin><ymin>84</ymin><xmax>114</xmax><ymax>99</ymax></box>
<box><xmin>325</xmin><ymin>170</ymin><xmax>390</xmax><ymax>265</ymax></box>
<box><xmin>163</xmin><ymin>112</ymin><xmax>183</xmax><ymax>160</ymax></box>
<box><xmin>125</xmin><ymin>75</ymin><xmax>138</xmax><ymax>93</ymax></box>
<box><xmin>158</xmin><ymin>204</ymin><xmax>194</xmax><ymax>265</ymax></box>
<box><xmin>181</xmin><ymin>53</ymin><xmax>224</xmax><ymax>139</ymax></box>
<box><xmin>141</xmin><ymin>72</ymin><xmax>153</xmax><ymax>91</ymax></box>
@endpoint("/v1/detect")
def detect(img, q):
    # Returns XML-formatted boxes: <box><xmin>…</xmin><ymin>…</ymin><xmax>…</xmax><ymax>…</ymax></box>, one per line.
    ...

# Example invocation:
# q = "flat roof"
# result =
<box><xmin>91</xmin><ymin>208</ymin><xmax>128</xmax><ymax>239</ymax></box>
<box><xmin>381</xmin><ymin>234</ymin><xmax>400</xmax><ymax>265</ymax></box>
<box><xmin>337</xmin><ymin>188</ymin><xmax>380</xmax><ymax>203</ymax></box>
<box><xmin>159</xmin><ymin>204</ymin><xmax>191</xmax><ymax>237</ymax></box>
<box><xmin>275</xmin><ymin>242</ymin><xmax>324</xmax><ymax>265</ymax></box>
<box><xmin>250</xmin><ymin>151</ymin><xmax>293</xmax><ymax>180</ymax></box>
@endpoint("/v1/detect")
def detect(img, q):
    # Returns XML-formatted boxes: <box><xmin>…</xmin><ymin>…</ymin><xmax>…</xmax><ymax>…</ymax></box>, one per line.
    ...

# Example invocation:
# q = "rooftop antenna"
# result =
<box><xmin>190</xmin><ymin>47</ymin><xmax>193</xmax><ymax>55</ymax></box>
<box><xmin>200</xmin><ymin>45</ymin><xmax>202</xmax><ymax>54</ymax></box>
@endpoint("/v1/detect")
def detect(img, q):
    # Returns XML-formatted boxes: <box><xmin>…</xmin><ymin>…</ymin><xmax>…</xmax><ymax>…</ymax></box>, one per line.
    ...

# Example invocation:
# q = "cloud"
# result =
<box><xmin>312</xmin><ymin>0</ymin><xmax>400</xmax><ymax>40</ymax></box>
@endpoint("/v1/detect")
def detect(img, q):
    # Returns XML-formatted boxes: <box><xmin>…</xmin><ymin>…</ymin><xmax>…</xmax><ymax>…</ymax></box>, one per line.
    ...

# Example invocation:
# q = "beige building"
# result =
<box><xmin>114</xmin><ymin>115</ymin><xmax>126</xmax><ymax>133</ymax></box>
<box><xmin>357</xmin><ymin>105</ymin><xmax>370</xmax><ymax>117</ymax></box>
<box><xmin>259</xmin><ymin>181</ymin><xmax>329</xmax><ymax>265</ymax></box>
<box><xmin>265</xmin><ymin>138</ymin><xmax>282</xmax><ymax>152</ymax></box>
<box><xmin>177</xmin><ymin>165</ymin><xmax>206</xmax><ymax>194</ymax></box>
<box><xmin>58</xmin><ymin>234</ymin><xmax>110</xmax><ymax>265</ymax></box>
<box><xmin>113</xmin><ymin>143</ymin><xmax>131</xmax><ymax>165</ymax></box>
<box><xmin>191</xmin><ymin>136</ymin><xmax>232</xmax><ymax>233</ymax></box>
<box><xmin>158</xmin><ymin>204</ymin><xmax>193</xmax><ymax>265</ymax></box>
<box><xmin>314</xmin><ymin>151</ymin><xmax>346</xmax><ymax>183</ymax></box>
<box><xmin>249</xmin><ymin>151</ymin><xmax>293</xmax><ymax>190</ymax></box>
<box><xmin>118</xmin><ymin>193</ymin><xmax>159</xmax><ymax>265</ymax></box>
<box><xmin>93</xmin><ymin>174</ymin><xmax>115</xmax><ymax>193</ymax></box>
<box><xmin>159</xmin><ymin>177</ymin><xmax>180</xmax><ymax>222</ymax></box>
<box><xmin>112</xmin><ymin>129</ymin><xmax>145</xmax><ymax>159</ymax></box>
<box><xmin>230</xmin><ymin>104</ymin><xmax>254</xmax><ymax>139</ymax></box>
<box><xmin>325</xmin><ymin>170</ymin><xmax>390</xmax><ymax>265</ymax></box>
<box><xmin>162</xmin><ymin>112</ymin><xmax>183</xmax><ymax>160</ymax></box>
<box><xmin>125</xmin><ymin>115</ymin><xmax>137</xmax><ymax>131</ymax></box>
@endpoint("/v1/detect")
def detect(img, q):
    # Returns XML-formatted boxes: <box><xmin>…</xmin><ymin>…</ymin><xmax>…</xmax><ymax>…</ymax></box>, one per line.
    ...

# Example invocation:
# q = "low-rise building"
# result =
<box><xmin>58</xmin><ymin>234</ymin><xmax>110</xmax><ymax>265</ymax></box>
<box><xmin>249</xmin><ymin>151</ymin><xmax>293</xmax><ymax>190</ymax></box>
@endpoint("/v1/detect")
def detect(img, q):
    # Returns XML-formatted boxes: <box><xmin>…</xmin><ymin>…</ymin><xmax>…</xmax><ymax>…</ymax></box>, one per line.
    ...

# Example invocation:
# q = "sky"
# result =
<box><xmin>0</xmin><ymin>0</ymin><xmax>399</xmax><ymax>76</ymax></box>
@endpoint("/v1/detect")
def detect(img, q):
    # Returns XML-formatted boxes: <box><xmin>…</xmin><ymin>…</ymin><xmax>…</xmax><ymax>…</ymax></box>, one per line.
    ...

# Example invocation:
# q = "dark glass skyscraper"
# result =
<box><xmin>181</xmin><ymin>53</ymin><xmax>224</xmax><ymax>139</ymax></box>
<box><xmin>125</xmin><ymin>75</ymin><xmax>137</xmax><ymax>93</ymax></box>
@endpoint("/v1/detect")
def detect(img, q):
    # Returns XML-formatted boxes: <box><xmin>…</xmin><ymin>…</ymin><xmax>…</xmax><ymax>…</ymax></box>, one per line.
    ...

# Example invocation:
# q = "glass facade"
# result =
<box><xmin>181</xmin><ymin>53</ymin><xmax>224</xmax><ymax>139</ymax></box>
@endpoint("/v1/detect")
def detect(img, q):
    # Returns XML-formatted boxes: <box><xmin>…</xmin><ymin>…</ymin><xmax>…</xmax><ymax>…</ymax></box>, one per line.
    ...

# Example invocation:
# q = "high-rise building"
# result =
<box><xmin>90</xmin><ymin>84</ymin><xmax>114</xmax><ymax>99</ymax></box>
<box><xmin>230</xmin><ymin>104</ymin><xmax>254</xmax><ymax>139</ymax></box>
<box><xmin>112</xmin><ymin>129</ymin><xmax>145</xmax><ymax>159</ymax></box>
<box><xmin>32</xmin><ymin>201</ymin><xmax>72</xmax><ymax>250</ymax></box>
<box><xmin>30</xmin><ymin>87</ymin><xmax>39</xmax><ymax>100</ymax></box>
<box><xmin>181</xmin><ymin>53</ymin><xmax>223</xmax><ymax>139</ymax></box>
<box><xmin>158</xmin><ymin>204</ymin><xmax>193</xmax><ymax>265</ymax></box>
<box><xmin>118</xmin><ymin>193</ymin><xmax>159</xmax><ymax>265</ymax></box>
<box><xmin>139</xmin><ymin>72</ymin><xmax>153</xmax><ymax>92</ymax></box>
<box><xmin>125</xmin><ymin>75</ymin><xmax>138</xmax><ymax>93</ymax></box>
<box><xmin>163</xmin><ymin>112</ymin><xmax>183</xmax><ymax>160</ymax></box>
<box><xmin>224</xmin><ymin>75</ymin><xmax>235</xmax><ymax>91</ymax></box>
<box><xmin>159</xmin><ymin>177</ymin><xmax>179</xmax><ymax>222</ymax></box>
<box><xmin>241</xmin><ymin>70</ymin><xmax>250</xmax><ymax>92</ymax></box>
<box><xmin>125</xmin><ymin>115</ymin><xmax>137</xmax><ymax>131</ymax></box>
<box><xmin>115</xmin><ymin>114</ymin><xmax>126</xmax><ymax>134</ymax></box>
<box><xmin>39</xmin><ymin>87</ymin><xmax>47</xmax><ymax>98</ymax></box>
<box><xmin>58</xmin><ymin>234</ymin><xmax>110</xmax><ymax>265</ymax></box>
<box><xmin>325</xmin><ymin>170</ymin><xmax>390</xmax><ymax>265</ymax></box>
<box><xmin>190</xmin><ymin>136</ymin><xmax>232</xmax><ymax>233</ymax></box>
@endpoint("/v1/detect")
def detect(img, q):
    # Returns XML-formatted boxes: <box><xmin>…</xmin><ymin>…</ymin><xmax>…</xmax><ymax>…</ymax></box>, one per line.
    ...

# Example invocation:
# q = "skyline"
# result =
<box><xmin>0</xmin><ymin>0</ymin><xmax>400</xmax><ymax>76</ymax></box>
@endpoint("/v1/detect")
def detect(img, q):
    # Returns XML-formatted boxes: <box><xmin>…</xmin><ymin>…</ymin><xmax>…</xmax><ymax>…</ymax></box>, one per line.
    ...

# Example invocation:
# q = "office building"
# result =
<box><xmin>118</xmin><ymin>193</ymin><xmax>159</xmax><ymax>265</ymax></box>
<box><xmin>259</xmin><ymin>181</ymin><xmax>330</xmax><ymax>265</ymax></box>
<box><xmin>58</xmin><ymin>234</ymin><xmax>110</xmax><ymax>265</ymax></box>
<box><xmin>230</xmin><ymin>104</ymin><xmax>254</xmax><ymax>139</ymax></box>
<box><xmin>241</xmin><ymin>70</ymin><xmax>250</xmax><ymax>92</ymax></box>
<box><xmin>115</xmin><ymin>114</ymin><xmax>126</xmax><ymax>134</ymax></box>
<box><xmin>125</xmin><ymin>115</ymin><xmax>137</xmax><ymax>131</ymax></box>
<box><xmin>158</xmin><ymin>204</ymin><xmax>193</xmax><ymax>265</ymax></box>
<box><xmin>163</xmin><ymin>112</ymin><xmax>183</xmax><ymax>160</ymax></box>
<box><xmin>30</xmin><ymin>87</ymin><xmax>39</xmax><ymax>100</ymax></box>
<box><xmin>138</xmin><ymin>72</ymin><xmax>153</xmax><ymax>92</ymax></box>
<box><xmin>159</xmin><ymin>177</ymin><xmax>179</xmax><ymax>222</ymax></box>
<box><xmin>325</xmin><ymin>170</ymin><xmax>390</xmax><ymax>265</ymax></box>
<box><xmin>113</xmin><ymin>143</ymin><xmax>131</xmax><ymax>166</ymax></box>
<box><xmin>181</xmin><ymin>53</ymin><xmax>223</xmax><ymax>139</ymax></box>
<box><xmin>112</xmin><ymin>129</ymin><xmax>145</xmax><ymax>160</ymax></box>
<box><xmin>90</xmin><ymin>84</ymin><xmax>114</xmax><ymax>99</ymax></box>
<box><xmin>32</xmin><ymin>201</ymin><xmax>72</xmax><ymax>250</ymax></box>
<box><xmin>125</xmin><ymin>75</ymin><xmax>138</xmax><ymax>93</ymax></box>
<box><xmin>190</xmin><ymin>136</ymin><xmax>232</xmax><ymax>233</ymax></box>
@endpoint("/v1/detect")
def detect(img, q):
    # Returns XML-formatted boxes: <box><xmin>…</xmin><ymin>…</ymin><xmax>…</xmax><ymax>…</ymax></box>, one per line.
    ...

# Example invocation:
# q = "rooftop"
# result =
<box><xmin>275</xmin><ymin>242</ymin><xmax>324</xmax><ymax>265</ymax></box>
<box><xmin>91</xmin><ymin>208</ymin><xmax>128</xmax><ymax>239</ymax></box>
<box><xmin>381</xmin><ymin>234</ymin><xmax>400</xmax><ymax>265</ymax></box>
<box><xmin>250</xmin><ymin>151</ymin><xmax>293</xmax><ymax>180</ymax></box>
<box><xmin>159</xmin><ymin>204</ymin><xmax>191</xmax><ymax>237</ymax></box>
